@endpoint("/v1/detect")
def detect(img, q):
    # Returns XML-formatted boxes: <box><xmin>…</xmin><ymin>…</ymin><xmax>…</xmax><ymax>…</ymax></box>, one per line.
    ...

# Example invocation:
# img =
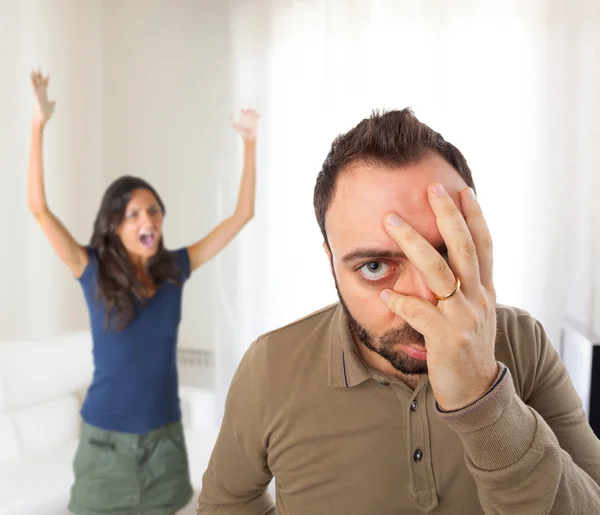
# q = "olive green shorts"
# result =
<box><xmin>68</xmin><ymin>420</ymin><xmax>194</xmax><ymax>515</ymax></box>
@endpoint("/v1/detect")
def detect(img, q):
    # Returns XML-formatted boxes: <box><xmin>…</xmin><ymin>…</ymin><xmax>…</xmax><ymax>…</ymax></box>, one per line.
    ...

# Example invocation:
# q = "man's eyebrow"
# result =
<box><xmin>341</xmin><ymin>248</ymin><xmax>406</xmax><ymax>263</ymax></box>
<box><xmin>341</xmin><ymin>244</ymin><xmax>448</xmax><ymax>263</ymax></box>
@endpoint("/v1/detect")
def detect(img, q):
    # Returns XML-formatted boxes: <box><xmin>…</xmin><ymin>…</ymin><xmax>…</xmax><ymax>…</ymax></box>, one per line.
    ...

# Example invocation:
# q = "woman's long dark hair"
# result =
<box><xmin>90</xmin><ymin>176</ymin><xmax>182</xmax><ymax>331</ymax></box>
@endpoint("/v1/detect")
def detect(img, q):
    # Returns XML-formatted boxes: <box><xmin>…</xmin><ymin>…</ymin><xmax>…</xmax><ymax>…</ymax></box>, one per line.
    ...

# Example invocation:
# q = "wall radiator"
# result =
<box><xmin>177</xmin><ymin>348</ymin><xmax>214</xmax><ymax>390</ymax></box>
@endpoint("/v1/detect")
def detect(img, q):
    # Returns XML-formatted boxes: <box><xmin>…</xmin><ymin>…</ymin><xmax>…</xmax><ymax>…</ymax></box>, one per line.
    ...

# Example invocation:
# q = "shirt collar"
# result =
<box><xmin>328</xmin><ymin>303</ymin><xmax>372</xmax><ymax>388</ymax></box>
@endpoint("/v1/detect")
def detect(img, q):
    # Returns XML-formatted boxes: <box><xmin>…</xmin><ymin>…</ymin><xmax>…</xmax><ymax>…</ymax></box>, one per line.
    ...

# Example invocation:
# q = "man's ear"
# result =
<box><xmin>322</xmin><ymin>241</ymin><xmax>334</xmax><ymax>275</ymax></box>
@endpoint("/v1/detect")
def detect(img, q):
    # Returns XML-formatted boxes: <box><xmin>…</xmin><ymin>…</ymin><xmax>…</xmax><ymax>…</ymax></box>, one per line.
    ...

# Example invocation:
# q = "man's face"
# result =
<box><xmin>324</xmin><ymin>155</ymin><xmax>468</xmax><ymax>376</ymax></box>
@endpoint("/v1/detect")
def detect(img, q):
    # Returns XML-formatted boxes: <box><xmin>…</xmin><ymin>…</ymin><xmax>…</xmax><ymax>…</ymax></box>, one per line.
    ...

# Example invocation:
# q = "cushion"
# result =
<box><xmin>0</xmin><ymin>331</ymin><xmax>92</xmax><ymax>410</ymax></box>
<box><xmin>12</xmin><ymin>395</ymin><xmax>81</xmax><ymax>456</ymax></box>
<box><xmin>184</xmin><ymin>427</ymin><xmax>219</xmax><ymax>488</ymax></box>
<box><xmin>179</xmin><ymin>386</ymin><xmax>217</xmax><ymax>430</ymax></box>
<box><xmin>0</xmin><ymin>439</ymin><xmax>77</xmax><ymax>515</ymax></box>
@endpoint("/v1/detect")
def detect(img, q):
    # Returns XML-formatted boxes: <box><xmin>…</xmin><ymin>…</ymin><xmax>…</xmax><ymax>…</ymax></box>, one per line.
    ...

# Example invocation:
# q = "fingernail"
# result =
<box><xmin>380</xmin><ymin>290</ymin><xmax>390</xmax><ymax>301</ymax></box>
<box><xmin>432</xmin><ymin>183</ymin><xmax>446</xmax><ymax>197</ymax></box>
<box><xmin>387</xmin><ymin>214</ymin><xmax>403</xmax><ymax>227</ymax></box>
<box><xmin>466</xmin><ymin>187</ymin><xmax>476</xmax><ymax>200</ymax></box>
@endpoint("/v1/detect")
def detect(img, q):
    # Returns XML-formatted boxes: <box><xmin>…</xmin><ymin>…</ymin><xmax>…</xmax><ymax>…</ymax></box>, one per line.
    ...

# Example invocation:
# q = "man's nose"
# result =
<box><xmin>392</xmin><ymin>263</ymin><xmax>438</xmax><ymax>305</ymax></box>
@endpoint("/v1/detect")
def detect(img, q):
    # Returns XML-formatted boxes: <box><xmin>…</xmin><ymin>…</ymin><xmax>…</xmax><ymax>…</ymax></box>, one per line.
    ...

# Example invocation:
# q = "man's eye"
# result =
<box><xmin>359</xmin><ymin>262</ymin><xmax>390</xmax><ymax>281</ymax></box>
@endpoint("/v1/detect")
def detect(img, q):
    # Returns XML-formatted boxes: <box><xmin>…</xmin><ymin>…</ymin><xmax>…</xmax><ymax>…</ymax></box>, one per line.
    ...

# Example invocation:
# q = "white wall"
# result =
<box><xmin>1</xmin><ymin>1</ymin><xmax>237</xmax><ymax>354</ymax></box>
<box><xmin>228</xmin><ymin>0</ymin><xmax>600</xmax><ymax>352</ymax></box>
<box><xmin>5</xmin><ymin>0</ymin><xmax>597</xmax><ymax>375</ymax></box>
<box><xmin>102</xmin><ymin>0</ymin><xmax>237</xmax><ymax>351</ymax></box>
<box><xmin>0</xmin><ymin>0</ymin><xmax>104</xmax><ymax>340</ymax></box>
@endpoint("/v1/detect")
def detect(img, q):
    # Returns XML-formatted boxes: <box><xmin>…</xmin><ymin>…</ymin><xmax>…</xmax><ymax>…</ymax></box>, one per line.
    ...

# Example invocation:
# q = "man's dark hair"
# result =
<box><xmin>313</xmin><ymin>108</ymin><xmax>476</xmax><ymax>244</ymax></box>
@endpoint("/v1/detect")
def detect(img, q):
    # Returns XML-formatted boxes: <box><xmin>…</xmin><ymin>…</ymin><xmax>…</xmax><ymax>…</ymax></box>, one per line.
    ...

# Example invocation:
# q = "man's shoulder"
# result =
<box><xmin>495</xmin><ymin>303</ymin><xmax>543</xmax><ymax>349</ymax></box>
<box><xmin>255</xmin><ymin>302</ymin><xmax>340</xmax><ymax>349</ymax></box>
<box><xmin>496</xmin><ymin>303</ymin><xmax>536</xmax><ymax>324</ymax></box>
<box><xmin>494</xmin><ymin>303</ymin><xmax>554</xmax><ymax>397</ymax></box>
<box><xmin>234</xmin><ymin>303</ymin><xmax>341</xmax><ymax>399</ymax></box>
<box><xmin>239</xmin><ymin>302</ymin><xmax>341</xmax><ymax>376</ymax></box>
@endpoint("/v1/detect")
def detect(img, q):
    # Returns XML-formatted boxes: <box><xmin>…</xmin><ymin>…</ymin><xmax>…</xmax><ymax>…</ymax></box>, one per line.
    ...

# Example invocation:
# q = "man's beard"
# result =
<box><xmin>333</xmin><ymin>275</ymin><xmax>428</xmax><ymax>376</ymax></box>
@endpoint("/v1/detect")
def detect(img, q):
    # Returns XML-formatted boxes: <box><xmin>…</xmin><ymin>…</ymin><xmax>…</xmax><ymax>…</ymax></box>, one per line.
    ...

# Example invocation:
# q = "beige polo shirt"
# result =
<box><xmin>197</xmin><ymin>304</ymin><xmax>600</xmax><ymax>514</ymax></box>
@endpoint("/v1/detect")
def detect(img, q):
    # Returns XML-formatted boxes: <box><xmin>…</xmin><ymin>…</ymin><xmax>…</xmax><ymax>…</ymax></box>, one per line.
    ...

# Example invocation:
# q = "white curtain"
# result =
<box><xmin>218</xmin><ymin>0</ymin><xmax>600</xmax><ymax>412</ymax></box>
<box><xmin>0</xmin><ymin>0</ymin><xmax>104</xmax><ymax>340</ymax></box>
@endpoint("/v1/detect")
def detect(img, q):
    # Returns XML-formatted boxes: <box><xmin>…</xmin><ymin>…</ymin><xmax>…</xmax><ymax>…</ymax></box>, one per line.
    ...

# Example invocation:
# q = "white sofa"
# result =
<box><xmin>0</xmin><ymin>330</ymin><xmax>219</xmax><ymax>515</ymax></box>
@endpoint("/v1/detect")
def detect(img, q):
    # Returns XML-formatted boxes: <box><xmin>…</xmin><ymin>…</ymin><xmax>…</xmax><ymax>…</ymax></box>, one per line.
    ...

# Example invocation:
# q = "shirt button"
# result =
<box><xmin>372</xmin><ymin>374</ymin><xmax>390</xmax><ymax>385</ymax></box>
<box><xmin>410</xmin><ymin>400</ymin><xmax>418</xmax><ymax>411</ymax></box>
<box><xmin>413</xmin><ymin>448</ymin><xmax>423</xmax><ymax>463</ymax></box>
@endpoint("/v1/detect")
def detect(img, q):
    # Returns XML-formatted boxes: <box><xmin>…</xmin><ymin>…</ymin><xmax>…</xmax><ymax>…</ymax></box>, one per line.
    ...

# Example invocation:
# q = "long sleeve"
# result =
<box><xmin>196</xmin><ymin>342</ymin><xmax>275</xmax><ymax>515</ymax></box>
<box><xmin>439</xmin><ymin>316</ymin><xmax>600</xmax><ymax>514</ymax></box>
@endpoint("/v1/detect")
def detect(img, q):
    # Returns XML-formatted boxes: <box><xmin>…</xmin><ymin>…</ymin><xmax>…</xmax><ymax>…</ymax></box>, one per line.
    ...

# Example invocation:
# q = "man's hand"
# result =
<box><xmin>31</xmin><ymin>69</ymin><xmax>56</xmax><ymax>127</ymax></box>
<box><xmin>379</xmin><ymin>183</ymin><xmax>498</xmax><ymax>411</ymax></box>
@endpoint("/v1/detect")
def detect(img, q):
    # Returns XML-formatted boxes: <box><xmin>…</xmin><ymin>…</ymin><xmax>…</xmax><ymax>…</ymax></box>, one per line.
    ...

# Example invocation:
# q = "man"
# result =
<box><xmin>197</xmin><ymin>109</ymin><xmax>600</xmax><ymax>514</ymax></box>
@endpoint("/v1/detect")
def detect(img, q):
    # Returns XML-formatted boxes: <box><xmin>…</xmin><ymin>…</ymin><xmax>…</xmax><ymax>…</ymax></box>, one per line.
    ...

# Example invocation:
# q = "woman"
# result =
<box><xmin>27</xmin><ymin>69</ymin><xmax>258</xmax><ymax>515</ymax></box>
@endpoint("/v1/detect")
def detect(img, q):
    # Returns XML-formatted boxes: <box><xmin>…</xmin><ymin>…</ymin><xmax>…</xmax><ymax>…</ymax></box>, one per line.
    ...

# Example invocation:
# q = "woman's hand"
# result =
<box><xmin>232</xmin><ymin>108</ymin><xmax>259</xmax><ymax>141</ymax></box>
<box><xmin>31</xmin><ymin>69</ymin><xmax>56</xmax><ymax>127</ymax></box>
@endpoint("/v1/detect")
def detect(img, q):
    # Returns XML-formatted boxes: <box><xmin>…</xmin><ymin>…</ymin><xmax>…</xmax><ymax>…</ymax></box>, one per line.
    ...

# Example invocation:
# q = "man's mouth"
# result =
<box><xmin>399</xmin><ymin>343</ymin><xmax>428</xmax><ymax>361</ymax></box>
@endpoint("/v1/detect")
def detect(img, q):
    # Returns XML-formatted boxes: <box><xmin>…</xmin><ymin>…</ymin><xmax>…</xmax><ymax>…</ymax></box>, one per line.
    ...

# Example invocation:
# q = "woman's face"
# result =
<box><xmin>116</xmin><ymin>188</ymin><xmax>164</xmax><ymax>261</ymax></box>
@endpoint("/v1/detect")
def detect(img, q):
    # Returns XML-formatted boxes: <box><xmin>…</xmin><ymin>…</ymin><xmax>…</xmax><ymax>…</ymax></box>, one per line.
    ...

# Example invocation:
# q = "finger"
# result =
<box><xmin>460</xmin><ymin>187</ymin><xmax>494</xmax><ymax>291</ymax></box>
<box><xmin>233</xmin><ymin>123</ymin><xmax>250</xmax><ymax>137</ymax></box>
<box><xmin>384</xmin><ymin>213</ymin><xmax>458</xmax><ymax>300</ymax></box>
<box><xmin>380</xmin><ymin>290</ymin><xmax>447</xmax><ymax>344</ymax></box>
<box><xmin>427</xmin><ymin>182</ymin><xmax>481</xmax><ymax>292</ymax></box>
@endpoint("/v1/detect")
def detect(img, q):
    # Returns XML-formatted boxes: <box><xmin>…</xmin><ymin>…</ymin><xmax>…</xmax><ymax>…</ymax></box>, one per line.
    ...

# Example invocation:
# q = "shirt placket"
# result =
<box><xmin>403</xmin><ymin>383</ymin><xmax>439</xmax><ymax>511</ymax></box>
